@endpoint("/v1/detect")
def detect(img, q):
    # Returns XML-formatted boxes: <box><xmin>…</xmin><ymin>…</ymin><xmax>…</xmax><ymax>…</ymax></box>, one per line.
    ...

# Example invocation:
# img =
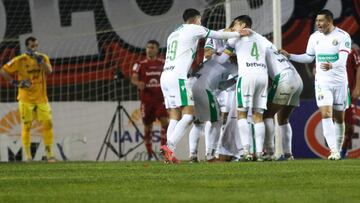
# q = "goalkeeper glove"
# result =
<box><xmin>11</xmin><ymin>79</ymin><xmax>31</xmax><ymax>88</ymax></box>
<box><xmin>35</xmin><ymin>55</ymin><xmax>44</xmax><ymax>64</ymax></box>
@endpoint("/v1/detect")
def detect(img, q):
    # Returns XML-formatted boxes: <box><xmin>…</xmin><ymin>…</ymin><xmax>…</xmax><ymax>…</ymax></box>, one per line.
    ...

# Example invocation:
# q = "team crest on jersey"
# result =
<box><xmin>332</xmin><ymin>39</ymin><xmax>338</xmax><ymax>46</ymax></box>
<box><xmin>345</xmin><ymin>41</ymin><xmax>350</xmax><ymax>48</ymax></box>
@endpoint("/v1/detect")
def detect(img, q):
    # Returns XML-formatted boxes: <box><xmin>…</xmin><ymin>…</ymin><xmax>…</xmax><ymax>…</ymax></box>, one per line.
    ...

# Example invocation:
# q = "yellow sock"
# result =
<box><xmin>21</xmin><ymin>122</ymin><xmax>32</xmax><ymax>160</ymax></box>
<box><xmin>42</xmin><ymin>120</ymin><xmax>54</xmax><ymax>158</ymax></box>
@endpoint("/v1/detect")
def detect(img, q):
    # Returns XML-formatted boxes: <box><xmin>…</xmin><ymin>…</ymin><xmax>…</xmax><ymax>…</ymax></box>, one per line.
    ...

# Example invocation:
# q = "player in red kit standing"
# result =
<box><xmin>341</xmin><ymin>43</ymin><xmax>360</xmax><ymax>158</ymax></box>
<box><xmin>131</xmin><ymin>40</ymin><xmax>169</xmax><ymax>161</ymax></box>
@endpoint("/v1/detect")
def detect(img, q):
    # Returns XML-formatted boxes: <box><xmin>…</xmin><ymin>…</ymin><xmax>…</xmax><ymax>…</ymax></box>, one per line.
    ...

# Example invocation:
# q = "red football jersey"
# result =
<box><xmin>347</xmin><ymin>48</ymin><xmax>360</xmax><ymax>92</ymax></box>
<box><xmin>132</xmin><ymin>58</ymin><xmax>165</xmax><ymax>103</ymax></box>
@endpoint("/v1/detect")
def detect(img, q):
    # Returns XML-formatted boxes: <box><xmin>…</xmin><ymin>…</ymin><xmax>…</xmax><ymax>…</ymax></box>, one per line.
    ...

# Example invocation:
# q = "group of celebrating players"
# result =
<box><xmin>133</xmin><ymin>8</ymin><xmax>360</xmax><ymax>163</ymax></box>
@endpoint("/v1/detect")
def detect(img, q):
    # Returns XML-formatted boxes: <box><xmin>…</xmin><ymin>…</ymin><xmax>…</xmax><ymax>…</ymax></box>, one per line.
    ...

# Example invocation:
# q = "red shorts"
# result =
<box><xmin>345</xmin><ymin>100</ymin><xmax>357</xmax><ymax>125</ymax></box>
<box><xmin>141</xmin><ymin>102</ymin><xmax>168</xmax><ymax>125</ymax></box>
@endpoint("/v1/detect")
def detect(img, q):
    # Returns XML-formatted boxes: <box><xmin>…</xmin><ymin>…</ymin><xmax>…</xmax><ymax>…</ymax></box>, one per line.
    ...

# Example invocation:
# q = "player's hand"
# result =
<box><xmin>320</xmin><ymin>62</ymin><xmax>332</xmax><ymax>71</ymax></box>
<box><xmin>204</xmin><ymin>49</ymin><xmax>214</xmax><ymax>60</ymax></box>
<box><xmin>137</xmin><ymin>81</ymin><xmax>145</xmax><ymax>90</ymax></box>
<box><xmin>239</xmin><ymin>28</ymin><xmax>251</xmax><ymax>37</ymax></box>
<box><xmin>278</xmin><ymin>49</ymin><xmax>290</xmax><ymax>58</ymax></box>
<box><xmin>35</xmin><ymin>54</ymin><xmax>44</xmax><ymax>64</ymax></box>
<box><xmin>352</xmin><ymin>87</ymin><xmax>360</xmax><ymax>99</ymax></box>
<box><xmin>11</xmin><ymin>79</ymin><xmax>31</xmax><ymax>88</ymax></box>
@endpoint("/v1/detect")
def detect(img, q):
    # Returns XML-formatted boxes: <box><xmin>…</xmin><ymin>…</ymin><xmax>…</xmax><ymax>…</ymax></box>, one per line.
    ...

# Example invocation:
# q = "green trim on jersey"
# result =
<box><xmin>205</xmin><ymin>30</ymin><xmax>211</xmax><ymax>39</ymax></box>
<box><xmin>237</xmin><ymin>77</ymin><xmax>243</xmax><ymax>107</ymax></box>
<box><xmin>317</xmin><ymin>53</ymin><xmax>339</xmax><ymax>62</ymax></box>
<box><xmin>206</xmin><ymin>89</ymin><xmax>218</xmax><ymax>122</ymax></box>
<box><xmin>268</xmin><ymin>73</ymin><xmax>281</xmax><ymax>103</ymax></box>
<box><xmin>179</xmin><ymin>79</ymin><xmax>188</xmax><ymax>106</ymax></box>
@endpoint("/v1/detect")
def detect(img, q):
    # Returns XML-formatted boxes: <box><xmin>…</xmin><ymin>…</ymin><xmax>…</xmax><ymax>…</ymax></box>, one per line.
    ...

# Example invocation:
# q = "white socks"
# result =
<box><xmin>264</xmin><ymin>118</ymin><xmax>275</xmax><ymax>154</ymax></box>
<box><xmin>321</xmin><ymin>118</ymin><xmax>337</xmax><ymax>152</ymax></box>
<box><xmin>205</xmin><ymin>121</ymin><xmax>221</xmax><ymax>156</ymax></box>
<box><xmin>166</xmin><ymin>119</ymin><xmax>178</xmax><ymax>142</ymax></box>
<box><xmin>334</xmin><ymin>122</ymin><xmax>345</xmax><ymax>152</ymax></box>
<box><xmin>189</xmin><ymin>123</ymin><xmax>204</xmax><ymax>157</ymax></box>
<box><xmin>238</xmin><ymin>118</ymin><xmax>251</xmax><ymax>152</ymax></box>
<box><xmin>254</xmin><ymin>122</ymin><xmax>265</xmax><ymax>154</ymax></box>
<box><xmin>279</xmin><ymin>123</ymin><xmax>292</xmax><ymax>155</ymax></box>
<box><xmin>168</xmin><ymin>114</ymin><xmax>193</xmax><ymax>151</ymax></box>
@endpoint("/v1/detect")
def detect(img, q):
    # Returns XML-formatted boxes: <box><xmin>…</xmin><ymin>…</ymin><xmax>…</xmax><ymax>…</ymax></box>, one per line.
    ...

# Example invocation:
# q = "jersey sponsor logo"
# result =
<box><xmin>317</xmin><ymin>53</ymin><xmax>339</xmax><ymax>62</ymax></box>
<box><xmin>332</xmin><ymin>39</ymin><xmax>339</xmax><ymax>46</ymax></box>
<box><xmin>305</xmin><ymin>109</ymin><xmax>360</xmax><ymax>158</ymax></box>
<box><xmin>145</xmin><ymin>71</ymin><xmax>161</xmax><ymax>76</ymax></box>
<box><xmin>163</xmin><ymin>66</ymin><xmax>174</xmax><ymax>71</ymax></box>
<box><xmin>245</xmin><ymin>62</ymin><xmax>266</xmax><ymax>68</ymax></box>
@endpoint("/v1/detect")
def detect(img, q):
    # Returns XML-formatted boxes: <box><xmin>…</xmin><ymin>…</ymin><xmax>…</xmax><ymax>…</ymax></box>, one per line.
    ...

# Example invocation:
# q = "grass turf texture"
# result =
<box><xmin>0</xmin><ymin>159</ymin><xmax>359</xmax><ymax>203</ymax></box>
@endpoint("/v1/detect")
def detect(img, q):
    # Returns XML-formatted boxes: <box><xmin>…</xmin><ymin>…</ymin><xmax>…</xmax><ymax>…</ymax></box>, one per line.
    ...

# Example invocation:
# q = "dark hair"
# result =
<box><xmin>147</xmin><ymin>40</ymin><xmax>160</xmax><ymax>47</ymax></box>
<box><xmin>233</xmin><ymin>15</ymin><xmax>252</xmax><ymax>28</ymax></box>
<box><xmin>183</xmin><ymin>8</ymin><xmax>201</xmax><ymax>22</ymax></box>
<box><xmin>317</xmin><ymin>9</ymin><xmax>333</xmax><ymax>21</ymax></box>
<box><xmin>25</xmin><ymin>36</ymin><xmax>37</xmax><ymax>46</ymax></box>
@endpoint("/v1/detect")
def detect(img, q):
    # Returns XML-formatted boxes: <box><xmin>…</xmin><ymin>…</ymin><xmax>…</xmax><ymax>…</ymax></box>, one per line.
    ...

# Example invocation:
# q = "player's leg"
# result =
<box><xmin>36</xmin><ymin>102</ymin><xmax>56</xmax><ymax>161</ymax></box>
<box><xmin>18</xmin><ymin>101</ymin><xmax>34</xmax><ymax>161</ymax></box>
<box><xmin>316</xmin><ymin>84</ymin><xmax>338</xmax><ymax>159</ymax></box>
<box><xmin>188</xmin><ymin>120</ymin><xmax>204</xmax><ymax>162</ymax></box>
<box><xmin>263</xmin><ymin>103</ymin><xmax>282</xmax><ymax>159</ymax></box>
<box><xmin>156</xmin><ymin>103</ymin><xmax>169</xmax><ymax>146</ymax></box>
<box><xmin>333</xmin><ymin>84</ymin><xmax>349</xmax><ymax>158</ymax></box>
<box><xmin>277</xmin><ymin>105</ymin><xmax>295</xmax><ymax>160</ymax></box>
<box><xmin>342</xmin><ymin>103</ymin><xmax>355</xmax><ymax>158</ymax></box>
<box><xmin>333</xmin><ymin>109</ymin><xmax>345</xmax><ymax>156</ymax></box>
<box><xmin>141</xmin><ymin>103</ymin><xmax>156</xmax><ymax>159</ymax></box>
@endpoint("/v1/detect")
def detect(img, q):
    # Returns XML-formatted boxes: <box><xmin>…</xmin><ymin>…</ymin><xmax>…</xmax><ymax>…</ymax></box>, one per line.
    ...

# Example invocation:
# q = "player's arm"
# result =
<box><xmin>280</xmin><ymin>35</ymin><xmax>315</xmax><ymax>63</ymax></box>
<box><xmin>352</xmin><ymin>50</ymin><xmax>360</xmax><ymax>98</ymax></box>
<box><xmin>320</xmin><ymin>35</ymin><xmax>351</xmax><ymax>71</ymax></box>
<box><xmin>0</xmin><ymin>59</ymin><xmax>31</xmax><ymax>88</ymax></box>
<box><xmin>204</xmin><ymin>38</ymin><xmax>215</xmax><ymax>60</ymax></box>
<box><xmin>131</xmin><ymin>63</ymin><xmax>145</xmax><ymax>90</ymax></box>
<box><xmin>36</xmin><ymin>54</ymin><xmax>52</xmax><ymax>74</ymax></box>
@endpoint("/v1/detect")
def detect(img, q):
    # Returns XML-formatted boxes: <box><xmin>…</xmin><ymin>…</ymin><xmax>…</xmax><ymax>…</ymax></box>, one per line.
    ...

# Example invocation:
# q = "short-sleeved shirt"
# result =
<box><xmin>347</xmin><ymin>48</ymin><xmax>360</xmax><ymax>91</ymax></box>
<box><xmin>306</xmin><ymin>27</ymin><xmax>351</xmax><ymax>86</ymax></box>
<box><xmin>2</xmin><ymin>53</ymin><xmax>51</xmax><ymax>104</ymax></box>
<box><xmin>226</xmin><ymin>31</ymin><xmax>275</xmax><ymax>76</ymax></box>
<box><xmin>132</xmin><ymin>58</ymin><xmax>165</xmax><ymax>103</ymax></box>
<box><xmin>162</xmin><ymin>24</ymin><xmax>211</xmax><ymax>79</ymax></box>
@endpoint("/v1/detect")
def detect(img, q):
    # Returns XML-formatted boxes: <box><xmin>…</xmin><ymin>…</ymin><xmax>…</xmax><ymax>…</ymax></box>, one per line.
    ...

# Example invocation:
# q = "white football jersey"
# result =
<box><xmin>226</xmin><ymin>31</ymin><xmax>275</xmax><ymax>76</ymax></box>
<box><xmin>204</xmin><ymin>29</ymin><xmax>227</xmax><ymax>53</ymax></box>
<box><xmin>162</xmin><ymin>24</ymin><xmax>211</xmax><ymax>79</ymax></box>
<box><xmin>266</xmin><ymin>47</ymin><xmax>296</xmax><ymax>79</ymax></box>
<box><xmin>306</xmin><ymin>27</ymin><xmax>351</xmax><ymax>85</ymax></box>
<box><xmin>195</xmin><ymin>59</ymin><xmax>237</xmax><ymax>91</ymax></box>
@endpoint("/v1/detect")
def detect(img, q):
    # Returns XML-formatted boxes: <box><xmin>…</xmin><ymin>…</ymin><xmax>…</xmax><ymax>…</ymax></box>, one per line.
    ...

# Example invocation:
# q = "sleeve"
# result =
<box><xmin>1</xmin><ymin>57</ymin><xmax>19</xmax><ymax>74</ymax></box>
<box><xmin>223</xmin><ymin>38</ymin><xmax>236</xmax><ymax>55</ymax></box>
<box><xmin>207</xmin><ymin>30</ymin><xmax>240</xmax><ymax>40</ymax></box>
<box><xmin>258</xmin><ymin>34</ymin><xmax>276</xmax><ymax>50</ymax></box>
<box><xmin>289</xmin><ymin>53</ymin><xmax>315</xmax><ymax>63</ymax></box>
<box><xmin>43</xmin><ymin>54</ymin><xmax>52</xmax><ymax>67</ymax></box>
<box><xmin>191</xmin><ymin>24</ymin><xmax>211</xmax><ymax>38</ymax></box>
<box><xmin>339</xmin><ymin>34</ymin><xmax>351</xmax><ymax>54</ymax></box>
<box><xmin>305</xmin><ymin>34</ymin><xmax>316</xmax><ymax>56</ymax></box>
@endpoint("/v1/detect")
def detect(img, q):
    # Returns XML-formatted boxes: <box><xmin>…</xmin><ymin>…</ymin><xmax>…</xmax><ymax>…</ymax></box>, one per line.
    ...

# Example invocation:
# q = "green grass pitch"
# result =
<box><xmin>0</xmin><ymin>159</ymin><xmax>359</xmax><ymax>203</ymax></box>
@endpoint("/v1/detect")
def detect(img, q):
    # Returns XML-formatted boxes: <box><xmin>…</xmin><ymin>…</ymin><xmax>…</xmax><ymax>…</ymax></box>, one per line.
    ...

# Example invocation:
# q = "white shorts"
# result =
<box><xmin>315</xmin><ymin>82</ymin><xmax>349</xmax><ymax>111</ymax></box>
<box><xmin>268</xmin><ymin>69</ymin><xmax>303</xmax><ymax>106</ymax></box>
<box><xmin>160</xmin><ymin>76</ymin><xmax>194</xmax><ymax>109</ymax></box>
<box><xmin>217</xmin><ymin>91</ymin><xmax>227</xmax><ymax>113</ymax></box>
<box><xmin>236</xmin><ymin>73</ymin><xmax>268</xmax><ymax>110</ymax></box>
<box><xmin>192</xmin><ymin>85</ymin><xmax>220</xmax><ymax>122</ymax></box>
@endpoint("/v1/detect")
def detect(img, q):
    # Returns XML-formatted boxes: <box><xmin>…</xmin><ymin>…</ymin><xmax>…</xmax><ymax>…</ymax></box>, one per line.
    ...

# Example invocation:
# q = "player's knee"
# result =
<box><xmin>22</xmin><ymin>121</ymin><xmax>32</xmax><ymax>132</ymax></box>
<box><xmin>41</xmin><ymin>120</ymin><xmax>53</xmax><ymax>130</ymax></box>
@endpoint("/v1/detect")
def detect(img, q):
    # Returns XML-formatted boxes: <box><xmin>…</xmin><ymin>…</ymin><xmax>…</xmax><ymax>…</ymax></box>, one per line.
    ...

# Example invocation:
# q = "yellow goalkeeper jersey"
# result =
<box><xmin>2</xmin><ymin>53</ymin><xmax>51</xmax><ymax>104</ymax></box>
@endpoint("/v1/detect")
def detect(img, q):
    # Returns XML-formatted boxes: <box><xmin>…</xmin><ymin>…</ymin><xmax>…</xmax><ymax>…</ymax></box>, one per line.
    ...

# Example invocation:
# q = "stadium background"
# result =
<box><xmin>0</xmin><ymin>0</ymin><xmax>359</xmax><ymax>161</ymax></box>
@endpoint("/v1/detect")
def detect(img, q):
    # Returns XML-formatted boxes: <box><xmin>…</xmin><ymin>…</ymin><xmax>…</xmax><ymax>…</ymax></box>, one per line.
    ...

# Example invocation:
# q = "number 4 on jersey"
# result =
<box><xmin>251</xmin><ymin>42</ymin><xmax>259</xmax><ymax>61</ymax></box>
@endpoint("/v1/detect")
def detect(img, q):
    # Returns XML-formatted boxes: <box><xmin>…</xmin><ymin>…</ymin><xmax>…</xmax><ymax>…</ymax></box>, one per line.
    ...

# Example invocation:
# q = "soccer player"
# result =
<box><xmin>216</xmin><ymin>15</ymin><xmax>276</xmax><ymax>161</ymax></box>
<box><xmin>341</xmin><ymin>43</ymin><xmax>360</xmax><ymax>158</ymax></box>
<box><xmin>0</xmin><ymin>36</ymin><xmax>56</xmax><ymax>162</ymax></box>
<box><xmin>280</xmin><ymin>10</ymin><xmax>351</xmax><ymax>160</ymax></box>
<box><xmin>263</xmin><ymin>47</ymin><xmax>303</xmax><ymax>161</ymax></box>
<box><xmin>160</xmin><ymin>8</ymin><xmax>249</xmax><ymax>163</ymax></box>
<box><xmin>131</xmin><ymin>40</ymin><xmax>168</xmax><ymax>161</ymax></box>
